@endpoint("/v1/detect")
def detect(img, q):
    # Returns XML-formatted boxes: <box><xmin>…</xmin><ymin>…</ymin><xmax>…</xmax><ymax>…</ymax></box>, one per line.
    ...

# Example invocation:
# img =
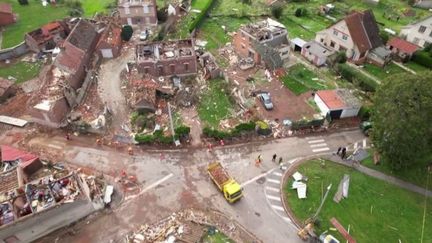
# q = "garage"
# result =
<box><xmin>290</xmin><ymin>37</ymin><xmax>307</xmax><ymax>52</ymax></box>
<box><xmin>314</xmin><ymin>89</ymin><xmax>361</xmax><ymax>119</ymax></box>
<box><xmin>100</xmin><ymin>48</ymin><xmax>113</xmax><ymax>58</ymax></box>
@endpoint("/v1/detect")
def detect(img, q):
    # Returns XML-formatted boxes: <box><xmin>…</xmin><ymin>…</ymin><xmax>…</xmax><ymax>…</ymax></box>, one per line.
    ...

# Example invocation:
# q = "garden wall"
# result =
<box><xmin>0</xmin><ymin>42</ymin><xmax>29</xmax><ymax>61</ymax></box>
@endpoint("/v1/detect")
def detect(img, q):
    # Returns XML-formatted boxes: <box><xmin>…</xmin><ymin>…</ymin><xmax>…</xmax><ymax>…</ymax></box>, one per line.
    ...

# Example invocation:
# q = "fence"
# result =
<box><xmin>0</xmin><ymin>42</ymin><xmax>29</xmax><ymax>61</ymax></box>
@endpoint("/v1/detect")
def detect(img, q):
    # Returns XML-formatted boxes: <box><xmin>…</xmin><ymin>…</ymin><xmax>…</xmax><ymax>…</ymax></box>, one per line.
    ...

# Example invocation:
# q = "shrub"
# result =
<box><xmin>335</xmin><ymin>51</ymin><xmax>347</xmax><ymax>64</ymax></box>
<box><xmin>336</xmin><ymin>64</ymin><xmax>377</xmax><ymax>92</ymax></box>
<box><xmin>271</xmin><ymin>5</ymin><xmax>283</xmax><ymax>19</ymax></box>
<box><xmin>121</xmin><ymin>25</ymin><xmax>133</xmax><ymax>41</ymax></box>
<box><xmin>18</xmin><ymin>0</ymin><xmax>29</xmax><ymax>5</ymax></box>
<box><xmin>234</xmin><ymin>121</ymin><xmax>255</xmax><ymax>132</ymax></box>
<box><xmin>255</xmin><ymin>121</ymin><xmax>269</xmax><ymax>130</ymax></box>
<box><xmin>135</xmin><ymin>134</ymin><xmax>154</xmax><ymax>144</ymax></box>
<box><xmin>295</xmin><ymin>8</ymin><xmax>307</xmax><ymax>17</ymax></box>
<box><xmin>66</xmin><ymin>0</ymin><xmax>83</xmax><ymax>17</ymax></box>
<box><xmin>130</xmin><ymin>112</ymin><xmax>139</xmax><ymax>124</ymax></box>
<box><xmin>175</xmin><ymin>126</ymin><xmax>191</xmax><ymax>137</ymax></box>
<box><xmin>358</xmin><ymin>106</ymin><xmax>372</xmax><ymax>121</ymax></box>
<box><xmin>412</xmin><ymin>51</ymin><xmax>432</xmax><ymax>69</ymax></box>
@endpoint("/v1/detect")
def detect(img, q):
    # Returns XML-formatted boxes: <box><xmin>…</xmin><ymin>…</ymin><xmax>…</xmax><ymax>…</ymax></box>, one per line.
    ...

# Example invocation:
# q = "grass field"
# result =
<box><xmin>1</xmin><ymin>0</ymin><xmax>113</xmax><ymax>48</ymax></box>
<box><xmin>362</xmin><ymin>150</ymin><xmax>432</xmax><ymax>188</ymax></box>
<box><xmin>362</xmin><ymin>62</ymin><xmax>408</xmax><ymax>80</ymax></box>
<box><xmin>404</xmin><ymin>61</ymin><xmax>432</xmax><ymax>73</ymax></box>
<box><xmin>198</xmin><ymin>79</ymin><xmax>234</xmax><ymax>128</ymax></box>
<box><xmin>285</xmin><ymin>159</ymin><xmax>432</xmax><ymax>242</ymax></box>
<box><xmin>0</xmin><ymin>61</ymin><xmax>42</xmax><ymax>84</ymax></box>
<box><xmin>281</xmin><ymin>64</ymin><xmax>330</xmax><ymax>95</ymax></box>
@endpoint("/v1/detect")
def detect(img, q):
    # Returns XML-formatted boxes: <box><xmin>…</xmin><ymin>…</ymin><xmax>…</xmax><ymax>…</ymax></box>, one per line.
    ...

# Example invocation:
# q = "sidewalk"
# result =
<box><xmin>327</xmin><ymin>155</ymin><xmax>432</xmax><ymax>197</ymax></box>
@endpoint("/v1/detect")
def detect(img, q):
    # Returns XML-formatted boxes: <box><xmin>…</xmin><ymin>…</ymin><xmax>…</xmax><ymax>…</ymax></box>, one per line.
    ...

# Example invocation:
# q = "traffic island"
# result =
<box><xmin>281</xmin><ymin>159</ymin><xmax>432</xmax><ymax>242</ymax></box>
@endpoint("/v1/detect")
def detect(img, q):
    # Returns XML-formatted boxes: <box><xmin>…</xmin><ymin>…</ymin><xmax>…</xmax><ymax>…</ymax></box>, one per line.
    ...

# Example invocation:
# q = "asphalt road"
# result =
<box><xmin>32</xmin><ymin>129</ymin><xmax>367</xmax><ymax>243</ymax></box>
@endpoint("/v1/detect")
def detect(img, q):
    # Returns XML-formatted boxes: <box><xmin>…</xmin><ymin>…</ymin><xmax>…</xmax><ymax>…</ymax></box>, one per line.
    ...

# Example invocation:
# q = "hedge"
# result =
<box><xmin>336</xmin><ymin>64</ymin><xmax>378</xmax><ymax>92</ymax></box>
<box><xmin>188</xmin><ymin>0</ymin><xmax>214</xmax><ymax>32</ymax></box>
<box><xmin>203</xmin><ymin>121</ymin><xmax>257</xmax><ymax>139</ymax></box>
<box><xmin>135</xmin><ymin>126</ymin><xmax>191</xmax><ymax>144</ymax></box>
<box><xmin>412</xmin><ymin>51</ymin><xmax>432</xmax><ymax>69</ymax></box>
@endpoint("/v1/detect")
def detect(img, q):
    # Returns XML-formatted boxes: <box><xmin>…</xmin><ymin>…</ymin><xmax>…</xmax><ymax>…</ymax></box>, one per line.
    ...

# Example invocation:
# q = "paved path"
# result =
<box><xmin>323</xmin><ymin>154</ymin><xmax>432</xmax><ymax>197</ymax></box>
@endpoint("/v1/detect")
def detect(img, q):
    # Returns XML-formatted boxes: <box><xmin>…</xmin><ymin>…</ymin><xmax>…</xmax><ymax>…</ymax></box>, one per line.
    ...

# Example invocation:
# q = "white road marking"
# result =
<box><xmin>271</xmin><ymin>205</ymin><xmax>285</xmax><ymax>211</ymax></box>
<box><xmin>267</xmin><ymin>179</ymin><xmax>280</xmax><ymax>184</ymax></box>
<box><xmin>273</xmin><ymin>172</ymin><xmax>283</xmax><ymax>177</ymax></box>
<box><xmin>312</xmin><ymin>147</ymin><xmax>330</xmax><ymax>153</ymax></box>
<box><xmin>305</xmin><ymin>136</ymin><xmax>321</xmax><ymax>140</ymax></box>
<box><xmin>363</xmin><ymin>139</ymin><xmax>367</xmax><ymax>148</ymax></box>
<box><xmin>282</xmin><ymin>216</ymin><xmax>292</xmax><ymax>222</ymax></box>
<box><xmin>266</xmin><ymin>186</ymin><xmax>280</xmax><ymax>192</ymax></box>
<box><xmin>281</xmin><ymin>166</ymin><xmax>287</xmax><ymax>170</ymax></box>
<box><xmin>241</xmin><ymin>169</ymin><xmax>275</xmax><ymax>187</ymax></box>
<box><xmin>48</xmin><ymin>144</ymin><xmax>62</xmax><ymax>149</ymax></box>
<box><xmin>310</xmin><ymin>143</ymin><xmax>327</xmax><ymax>148</ymax></box>
<box><xmin>267</xmin><ymin>195</ymin><xmax>281</xmax><ymax>201</ymax></box>
<box><xmin>308</xmin><ymin>139</ymin><xmax>325</xmax><ymax>144</ymax></box>
<box><xmin>288</xmin><ymin>158</ymin><xmax>297</xmax><ymax>164</ymax></box>
<box><xmin>124</xmin><ymin>173</ymin><xmax>174</xmax><ymax>201</ymax></box>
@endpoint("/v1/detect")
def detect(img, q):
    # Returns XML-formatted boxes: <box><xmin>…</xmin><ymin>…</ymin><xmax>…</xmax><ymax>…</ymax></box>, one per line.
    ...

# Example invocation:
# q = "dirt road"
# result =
<box><xmin>97</xmin><ymin>48</ymin><xmax>134</xmax><ymax>135</ymax></box>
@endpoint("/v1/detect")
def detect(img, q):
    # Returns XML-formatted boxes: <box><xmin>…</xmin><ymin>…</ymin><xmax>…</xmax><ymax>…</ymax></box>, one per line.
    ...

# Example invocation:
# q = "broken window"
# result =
<box><xmin>320</xmin><ymin>38</ymin><xmax>324</xmax><ymax>43</ymax></box>
<box><xmin>184</xmin><ymin>63</ymin><xmax>189</xmax><ymax>71</ymax></box>
<box><xmin>170</xmin><ymin>64</ymin><xmax>175</xmax><ymax>73</ymax></box>
<box><xmin>158</xmin><ymin>66</ymin><xmax>164</xmax><ymax>75</ymax></box>
<box><xmin>330</xmin><ymin>41</ymin><xmax>335</xmax><ymax>48</ymax></box>
<box><xmin>144</xmin><ymin>67</ymin><xmax>149</xmax><ymax>74</ymax></box>
<box><xmin>419</xmin><ymin>25</ymin><xmax>426</xmax><ymax>33</ymax></box>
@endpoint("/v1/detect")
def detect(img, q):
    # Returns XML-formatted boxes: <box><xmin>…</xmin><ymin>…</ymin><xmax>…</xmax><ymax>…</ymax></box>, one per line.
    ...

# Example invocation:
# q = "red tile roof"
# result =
<box><xmin>55</xmin><ymin>42</ymin><xmax>85</xmax><ymax>74</ymax></box>
<box><xmin>0</xmin><ymin>145</ymin><xmax>39</xmax><ymax>170</ymax></box>
<box><xmin>387</xmin><ymin>37</ymin><xmax>419</xmax><ymax>54</ymax></box>
<box><xmin>0</xmin><ymin>3</ymin><xmax>12</xmax><ymax>14</ymax></box>
<box><xmin>42</xmin><ymin>22</ymin><xmax>61</xmax><ymax>32</ymax></box>
<box><xmin>316</xmin><ymin>90</ymin><xmax>345</xmax><ymax>110</ymax></box>
<box><xmin>345</xmin><ymin>10</ymin><xmax>382</xmax><ymax>54</ymax></box>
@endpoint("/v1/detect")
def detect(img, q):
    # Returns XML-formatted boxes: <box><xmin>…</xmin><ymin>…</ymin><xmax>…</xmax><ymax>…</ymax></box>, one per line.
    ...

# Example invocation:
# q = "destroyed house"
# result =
<box><xmin>25</xmin><ymin>21</ymin><xmax>69</xmax><ymax>52</ymax></box>
<box><xmin>233</xmin><ymin>18</ymin><xmax>290</xmax><ymax>69</ymax></box>
<box><xmin>136</xmin><ymin>39</ymin><xmax>197</xmax><ymax>77</ymax></box>
<box><xmin>97</xmin><ymin>23</ymin><xmax>122</xmax><ymax>59</ymax></box>
<box><xmin>54</xmin><ymin>19</ymin><xmax>99</xmax><ymax>90</ymax></box>
<box><xmin>118</xmin><ymin>0</ymin><xmax>158</xmax><ymax>27</ymax></box>
<box><xmin>0</xmin><ymin>3</ymin><xmax>16</xmax><ymax>27</ymax></box>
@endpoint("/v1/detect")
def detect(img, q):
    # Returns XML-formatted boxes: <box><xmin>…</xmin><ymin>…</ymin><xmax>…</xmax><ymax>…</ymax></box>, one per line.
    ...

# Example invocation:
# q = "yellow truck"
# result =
<box><xmin>207</xmin><ymin>162</ymin><xmax>243</xmax><ymax>203</ymax></box>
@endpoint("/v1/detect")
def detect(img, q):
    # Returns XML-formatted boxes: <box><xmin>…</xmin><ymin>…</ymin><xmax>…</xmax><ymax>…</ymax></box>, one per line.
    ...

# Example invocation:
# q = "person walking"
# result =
<box><xmin>255</xmin><ymin>154</ymin><xmax>263</xmax><ymax>167</ymax></box>
<box><xmin>278</xmin><ymin>157</ymin><xmax>283</xmax><ymax>170</ymax></box>
<box><xmin>272</xmin><ymin>154</ymin><xmax>277</xmax><ymax>162</ymax></box>
<box><xmin>336</xmin><ymin>147</ymin><xmax>342</xmax><ymax>156</ymax></box>
<box><xmin>341</xmin><ymin>147</ymin><xmax>347</xmax><ymax>159</ymax></box>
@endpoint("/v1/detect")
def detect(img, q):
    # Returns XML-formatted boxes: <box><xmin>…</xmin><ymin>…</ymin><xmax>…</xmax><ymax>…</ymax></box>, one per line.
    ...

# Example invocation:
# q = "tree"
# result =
<box><xmin>371</xmin><ymin>72</ymin><xmax>432</xmax><ymax>170</ymax></box>
<box><xmin>17</xmin><ymin>0</ymin><xmax>29</xmax><ymax>5</ymax></box>
<box><xmin>65</xmin><ymin>0</ymin><xmax>84</xmax><ymax>17</ymax></box>
<box><xmin>121</xmin><ymin>25</ymin><xmax>133</xmax><ymax>41</ymax></box>
<box><xmin>335</xmin><ymin>51</ymin><xmax>347</xmax><ymax>64</ymax></box>
<box><xmin>271</xmin><ymin>5</ymin><xmax>283</xmax><ymax>19</ymax></box>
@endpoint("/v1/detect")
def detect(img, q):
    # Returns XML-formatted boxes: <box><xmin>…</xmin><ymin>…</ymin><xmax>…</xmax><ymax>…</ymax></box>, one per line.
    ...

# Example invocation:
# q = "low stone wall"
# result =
<box><xmin>0</xmin><ymin>42</ymin><xmax>29</xmax><ymax>61</ymax></box>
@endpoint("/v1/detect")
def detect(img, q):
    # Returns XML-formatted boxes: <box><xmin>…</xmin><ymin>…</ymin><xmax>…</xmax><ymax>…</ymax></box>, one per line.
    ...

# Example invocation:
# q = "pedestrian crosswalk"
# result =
<box><xmin>307</xmin><ymin>137</ymin><xmax>330</xmax><ymax>153</ymax></box>
<box><xmin>348</xmin><ymin>138</ymin><xmax>370</xmax><ymax>151</ymax></box>
<box><xmin>264</xmin><ymin>170</ymin><xmax>292</xmax><ymax>224</ymax></box>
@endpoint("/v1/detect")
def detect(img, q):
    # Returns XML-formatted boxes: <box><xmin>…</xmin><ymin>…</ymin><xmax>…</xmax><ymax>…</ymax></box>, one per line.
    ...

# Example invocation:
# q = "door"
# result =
<box><xmin>101</xmin><ymin>49</ymin><xmax>113</xmax><ymax>58</ymax></box>
<box><xmin>329</xmin><ymin>109</ymin><xmax>343</xmax><ymax>119</ymax></box>
<box><xmin>127</xmin><ymin>17</ymin><xmax>132</xmax><ymax>25</ymax></box>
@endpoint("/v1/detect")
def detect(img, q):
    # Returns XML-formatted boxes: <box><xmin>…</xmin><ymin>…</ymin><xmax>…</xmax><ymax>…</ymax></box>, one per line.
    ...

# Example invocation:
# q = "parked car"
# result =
<box><xmin>258</xmin><ymin>92</ymin><xmax>273</xmax><ymax>110</ymax></box>
<box><xmin>360</xmin><ymin>121</ymin><xmax>373</xmax><ymax>136</ymax></box>
<box><xmin>139</xmin><ymin>30</ymin><xmax>148</xmax><ymax>41</ymax></box>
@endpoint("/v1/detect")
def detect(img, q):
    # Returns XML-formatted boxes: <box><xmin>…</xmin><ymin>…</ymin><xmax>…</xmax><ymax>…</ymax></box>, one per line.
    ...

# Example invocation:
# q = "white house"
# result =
<box><xmin>400</xmin><ymin>16</ymin><xmax>432</xmax><ymax>48</ymax></box>
<box><xmin>314</xmin><ymin>89</ymin><xmax>361</xmax><ymax>119</ymax></box>
<box><xmin>301</xmin><ymin>41</ymin><xmax>335</xmax><ymax>66</ymax></box>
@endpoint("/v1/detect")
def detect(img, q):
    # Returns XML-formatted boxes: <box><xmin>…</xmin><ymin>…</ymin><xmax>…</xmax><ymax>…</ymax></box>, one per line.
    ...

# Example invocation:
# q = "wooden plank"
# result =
<box><xmin>0</xmin><ymin>115</ymin><xmax>28</xmax><ymax>127</ymax></box>
<box><xmin>330</xmin><ymin>217</ymin><xmax>356</xmax><ymax>243</ymax></box>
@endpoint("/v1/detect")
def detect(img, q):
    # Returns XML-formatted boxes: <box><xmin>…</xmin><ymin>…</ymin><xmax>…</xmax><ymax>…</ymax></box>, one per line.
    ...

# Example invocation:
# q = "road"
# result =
<box><xmin>29</xmin><ymin>129</ymin><xmax>367</xmax><ymax>242</ymax></box>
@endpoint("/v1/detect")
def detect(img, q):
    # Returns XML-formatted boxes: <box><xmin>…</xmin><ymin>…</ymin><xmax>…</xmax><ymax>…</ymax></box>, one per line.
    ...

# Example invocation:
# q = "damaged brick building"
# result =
<box><xmin>25</xmin><ymin>21</ymin><xmax>70</xmax><ymax>53</ymax></box>
<box><xmin>118</xmin><ymin>0</ymin><xmax>158</xmax><ymax>28</ymax></box>
<box><xmin>135</xmin><ymin>39</ymin><xmax>197</xmax><ymax>77</ymax></box>
<box><xmin>232</xmin><ymin>18</ymin><xmax>290</xmax><ymax>70</ymax></box>
<box><xmin>29</xmin><ymin>19</ymin><xmax>100</xmax><ymax>127</ymax></box>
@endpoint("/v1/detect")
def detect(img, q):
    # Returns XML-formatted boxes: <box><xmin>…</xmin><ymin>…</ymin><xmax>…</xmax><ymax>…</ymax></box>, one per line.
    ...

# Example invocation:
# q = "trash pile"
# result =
<box><xmin>0</xmin><ymin>202</ymin><xmax>15</xmax><ymax>226</ymax></box>
<box><xmin>25</xmin><ymin>183</ymin><xmax>55</xmax><ymax>212</ymax></box>
<box><xmin>291</xmin><ymin>171</ymin><xmax>308</xmax><ymax>199</ymax></box>
<box><xmin>49</xmin><ymin>176</ymin><xmax>81</xmax><ymax>203</ymax></box>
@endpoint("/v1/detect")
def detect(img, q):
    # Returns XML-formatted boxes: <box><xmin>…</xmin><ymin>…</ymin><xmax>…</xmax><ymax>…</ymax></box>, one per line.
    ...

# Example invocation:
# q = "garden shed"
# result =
<box><xmin>314</xmin><ymin>89</ymin><xmax>361</xmax><ymax>119</ymax></box>
<box><xmin>290</xmin><ymin>37</ymin><xmax>306</xmax><ymax>52</ymax></box>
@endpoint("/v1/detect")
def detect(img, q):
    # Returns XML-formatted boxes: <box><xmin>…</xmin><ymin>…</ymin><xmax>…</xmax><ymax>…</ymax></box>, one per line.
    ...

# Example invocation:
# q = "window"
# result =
<box><xmin>143</xmin><ymin>5</ymin><xmax>149</xmax><ymax>13</ymax></box>
<box><xmin>158</xmin><ymin>66</ymin><xmax>164</xmax><ymax>75</ymax></box>
<box><xmin>419</xmin><ymin>25</ymin><xmax>426</xmax><ymax>33</ymax></box>
<box><xmin>170</xmin><ymin>64</ymin><xmax>175</xmax><ymax>73</ymax></box>
<box><xmin>330</xmin><ymin>41</ymin><xmax>335</xmax><ymax>48</ymax></box>
<box><xmin>145</xmin><ymin>17</ymin><xmax>150</xmax><ymax>23</ymax></box>
<box><xmin>248</xmin><ymin>51</ymin><xmax>254</xmax><ymax>57</ymax></box>
<box><xmin>320</xmin><ymin>38</ymin><xmax>324</xmax><ymax>43</ymax></box>
<box><xmin>342</xmin><ymin>35</ymin><xmax>348</xmax><ymax>40</ymax></box>
<box><xmin>184</xmin><ymin>63</ymin><xmax>189</xmax><ymax>71</ymax></box>
<box><xmin>144</xmin><ymin>67</ymin><xmax>149</xmax><ymax>74</ymax></box>
<box><xmin>333</xmin><ymin>30</ymin><xmax>338</xmax><ymax>36</ymax></box>
<box><xmin>125</xmin><ymin>7</ymin><xmax>130</xmax><ymax>14</ymax></box>
<box><xmin>413</xmin><ymin>37</ymin><xmax>420</xmax><ymax>45</ymax></box>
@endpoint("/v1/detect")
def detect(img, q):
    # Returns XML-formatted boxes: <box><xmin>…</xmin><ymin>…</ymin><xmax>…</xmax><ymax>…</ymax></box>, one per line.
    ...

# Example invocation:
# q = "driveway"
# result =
<box><xmin>98</xmin><ymin>48</ymin><xmax>134</xmax><ymax>135</ymax></box>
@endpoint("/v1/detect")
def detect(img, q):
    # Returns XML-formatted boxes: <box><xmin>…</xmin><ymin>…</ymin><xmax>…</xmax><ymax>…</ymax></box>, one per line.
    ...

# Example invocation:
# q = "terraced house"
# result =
<box><xmin>118</xmin><ymin>0</ymin><xmax>158</xmax><ymax>28</ymax></box>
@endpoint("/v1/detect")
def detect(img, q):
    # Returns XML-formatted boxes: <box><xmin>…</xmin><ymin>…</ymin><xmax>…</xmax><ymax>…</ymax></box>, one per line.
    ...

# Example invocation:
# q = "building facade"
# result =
<box><xmin>0</xmin><ymin>3</ymin><xmax>16</xmax><ymax>27</ymax></box>
<box><xmin>400</xmin><ymin>16</ymin><xmax>432</xmax><ymax>48</ymax></box>
<box><xmin>118</xmin><ymin>0</ymin><xmax>157</xmax><ymax>28</ymax></box>
<box><xmin>25</xmin><ymin>21</ymin><xmax>69</xmax><ymax>52</ymax></box>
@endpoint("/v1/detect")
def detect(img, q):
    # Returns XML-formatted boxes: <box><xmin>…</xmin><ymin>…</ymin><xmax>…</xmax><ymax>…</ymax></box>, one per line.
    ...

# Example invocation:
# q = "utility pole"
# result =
<box><xmin>313</xmin><ymin>184</ymin><xmax>332</xmax><ymax>221</ymax></box>
<box><xmin>167</xmin><ymin>102</ymin><xmax>179</xmax><ymax>146</ymax></box>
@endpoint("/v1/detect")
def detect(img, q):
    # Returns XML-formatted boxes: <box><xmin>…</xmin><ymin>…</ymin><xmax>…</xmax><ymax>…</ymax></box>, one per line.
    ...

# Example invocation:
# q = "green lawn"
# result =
<box><xmin>281</xmin><ymin>64</ymin><xmax>330</xmax><ymax>95</ymax></box>
<box><xmin>1</xmin><ymin>0</ymin><xmax>68</xmax><ymax>48</ymax></box>
<box><xmin>285</xmin><ymin>159</ymin><xmax>432</xmax><ymax>242</ymax></box>
<box><xmin>0</xmin><ymin>61</ymin><xmax>42</xmax><ymax>84</ymax></box>
<box><xmin>362</xmin><ymin>62</ymin><xmax>407</xmax><ymax>81</ymax></box>
<box><xmin>1</xmin><ymin>0</ymin><xmax>113</xmax><ymax>48</ymax></box>
<box><xmin>198</xmin><ymin>79</ymin><xmax>234</xmax><ymax>128</ymax></box>
<box><xmin>404</xmin><ymin>61</ymin><xmax>432</xmax><ymax>73</ymax></box>
<box><xmin>362</xmin><ymin>150</ymin><xmax>432</xmax><ymax>188</ymax></box>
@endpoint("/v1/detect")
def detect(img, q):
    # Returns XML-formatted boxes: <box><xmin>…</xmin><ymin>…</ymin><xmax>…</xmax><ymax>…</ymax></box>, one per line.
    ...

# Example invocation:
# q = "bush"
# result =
<box><xmin>358</xmin><ymin>106</ymin><xmax>372</xmax><ymax>121</ymax></box>
<box><xmin>412</xmin><ymin>51</ymin><xmax>432</xmax><ymax>69</ymax></box>
<box><xmin>335</xmin><ymin>51</ymin><xmax>347</xmax><ymax>64</ymax></box>
<box><xmin>203</xmin><ymin>121</ymin><xmax>258</xmax><ymax>139</ymax></box>
<box><xmin>175</xmin><ymin>126</ymin><xmax>191</xmax><ymax>138</ymax></box>
<box><xmin>121</xmin><ymin>25</ymin><xmax>133</xmax><ymax>41</ymax></box>
<box><xmin>157</xmin><ymin>7</ymin><xmax>168</xmax><ymax>22</ymax></box>
<box><xmin>135</xmin><ymin>134</ymin><xmax>154</xmax><ymax>144</ymax></box>
<box><xmin>18</xmin><ymin>0</ymin><xmax>29</xmax><ymax>5</ymax></box>
<box><xmin>271</xmin><ymin>5</ymin><xmax>283</xmax><ymax>19</ymax></box>
<box><xmin>66</xmin><ymin>0</ymin><xmax>83</xmax><ymax>17</ymax></box>
<box><xmin>295</xmin><ymin>8</ymin><xmax>307</xmax><ymax>17</ymax></box>
<box><xmin>336</xmin><ymin>64</ymin><xmax>377</xmax><ymax>92</ymax></box>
